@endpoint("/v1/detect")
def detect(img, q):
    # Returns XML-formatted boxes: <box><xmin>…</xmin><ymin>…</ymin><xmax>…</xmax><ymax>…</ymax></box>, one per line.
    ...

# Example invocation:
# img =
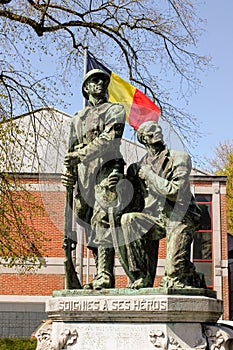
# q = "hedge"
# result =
<box><xmin>0</xmin><ymin>338</ymin><xmax>37</xmax><ymax>350</ymax></box>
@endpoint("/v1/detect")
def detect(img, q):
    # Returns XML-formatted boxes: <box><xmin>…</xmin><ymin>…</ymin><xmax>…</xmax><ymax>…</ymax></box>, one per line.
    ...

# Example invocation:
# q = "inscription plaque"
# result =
<box><xmin>58</xmin><ymin>298</ymin><xmax>167</xmax><ymax>312</ymax></box>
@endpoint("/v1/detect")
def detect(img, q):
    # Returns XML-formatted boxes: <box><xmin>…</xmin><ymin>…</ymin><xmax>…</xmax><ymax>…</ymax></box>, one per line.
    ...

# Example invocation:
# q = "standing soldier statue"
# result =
<box><xmin>62</xmin><ymin>69</ymin><xmax>126</xmax><ymax>290</ymax></box>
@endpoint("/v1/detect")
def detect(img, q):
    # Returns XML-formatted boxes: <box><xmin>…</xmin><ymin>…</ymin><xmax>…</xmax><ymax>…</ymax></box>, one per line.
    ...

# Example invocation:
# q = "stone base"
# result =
<box><xmin>35</xmin><ymin>288</ymin><xmax>233</xmax><ymax>350</ymax></box>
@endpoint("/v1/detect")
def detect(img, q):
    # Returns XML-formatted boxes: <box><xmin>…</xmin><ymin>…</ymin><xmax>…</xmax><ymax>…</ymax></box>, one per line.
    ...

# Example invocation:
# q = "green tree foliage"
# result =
<box><xmin>0</xmin><ymin>1</ymin><xmax>210</xmax><ymax>267</ymax></box>
<box><xmin>207</xmin><ymin>140</ymin><xmax>233</xmax><ymax>235</ymax></box>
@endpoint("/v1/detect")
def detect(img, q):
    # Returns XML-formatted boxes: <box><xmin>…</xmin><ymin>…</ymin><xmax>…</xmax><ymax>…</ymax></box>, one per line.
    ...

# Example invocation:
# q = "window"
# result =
<box><xmin>193</xmin><ymin>195</ymin><xmax>213</xmax><ymax>288</ymax></box>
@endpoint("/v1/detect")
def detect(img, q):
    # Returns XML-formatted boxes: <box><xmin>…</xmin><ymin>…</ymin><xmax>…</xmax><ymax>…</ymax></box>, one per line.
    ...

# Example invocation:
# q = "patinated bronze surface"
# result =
<box><xmin>119</xmin><ymin>121</ymin><xmax>206</xmax><ymax>289</ymax></box>
<box><xmin>62</xmin><ymin>69</ymin><xmax>126</xmax><ymax>289</ymax></box>
<box><xmin>62</xmin><ymin>70</ymin><xmax>206</xmax><ymax>290</ymax></box>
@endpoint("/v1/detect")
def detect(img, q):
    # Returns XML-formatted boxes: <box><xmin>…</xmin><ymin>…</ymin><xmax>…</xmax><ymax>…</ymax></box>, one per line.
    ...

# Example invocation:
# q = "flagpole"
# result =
<box><xmin>83</xmin><ymin>46</ymin><xmax>88</xmax><ymax>108</ymax></box>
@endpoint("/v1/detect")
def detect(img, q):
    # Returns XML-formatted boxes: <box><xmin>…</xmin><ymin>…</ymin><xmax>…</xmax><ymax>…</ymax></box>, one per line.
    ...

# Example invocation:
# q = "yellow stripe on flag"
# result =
<box><xmin>108</xmin><ymin>72</ymin><xmax>136</xmax><ymax>123</ymax></box>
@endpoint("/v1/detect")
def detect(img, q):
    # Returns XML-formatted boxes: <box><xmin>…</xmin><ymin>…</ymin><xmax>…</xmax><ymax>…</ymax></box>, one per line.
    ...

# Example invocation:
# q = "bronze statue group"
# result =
<box><xmin>62</xmin><ymin>69</ymin><xmax>207</xmax><ymax>291</ymax></box>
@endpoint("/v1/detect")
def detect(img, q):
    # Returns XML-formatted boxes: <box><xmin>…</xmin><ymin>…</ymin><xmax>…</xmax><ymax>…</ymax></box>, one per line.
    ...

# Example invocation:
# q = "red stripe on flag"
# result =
<box><xmin>128</xmin><ymin>89</ymin><xmax>161</xmax><ymax>130</ymax></box>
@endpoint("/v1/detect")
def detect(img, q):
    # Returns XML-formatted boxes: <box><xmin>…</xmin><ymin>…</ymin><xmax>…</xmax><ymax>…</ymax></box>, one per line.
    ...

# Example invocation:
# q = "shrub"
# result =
<box><xmin>0</xmin><ymin>338</ymin><xmax>37</xmax><ymax>350</ymax></box>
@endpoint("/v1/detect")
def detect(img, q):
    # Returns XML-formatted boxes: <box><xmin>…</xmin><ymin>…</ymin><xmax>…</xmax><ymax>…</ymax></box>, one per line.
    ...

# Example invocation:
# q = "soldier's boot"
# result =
<box><xmin>92</xmin><ymin>246</ymin><xmax>115</xmax><ymax>290</ymax></box>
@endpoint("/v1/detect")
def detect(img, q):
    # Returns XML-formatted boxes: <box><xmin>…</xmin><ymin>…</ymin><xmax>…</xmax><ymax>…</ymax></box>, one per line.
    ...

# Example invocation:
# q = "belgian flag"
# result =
<box><xmin>86</xmin><ymin>52</ymin><xmax>160</xmax><ymax>130</ymax></box>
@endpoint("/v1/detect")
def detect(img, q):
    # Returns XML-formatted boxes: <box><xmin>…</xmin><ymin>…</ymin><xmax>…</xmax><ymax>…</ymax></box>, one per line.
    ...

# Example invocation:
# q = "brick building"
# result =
<box><xmin>0</xmin><ymin>108</ymin><xmax>229</xmax><ymax>337</ymax></box>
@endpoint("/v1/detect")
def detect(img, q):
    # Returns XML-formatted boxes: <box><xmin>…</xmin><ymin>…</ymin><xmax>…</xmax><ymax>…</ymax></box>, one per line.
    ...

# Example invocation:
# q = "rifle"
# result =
<box><xmin>63</xmin><ymin>181</ymin><xmax>82</xmax><ymax>290</ymax></box>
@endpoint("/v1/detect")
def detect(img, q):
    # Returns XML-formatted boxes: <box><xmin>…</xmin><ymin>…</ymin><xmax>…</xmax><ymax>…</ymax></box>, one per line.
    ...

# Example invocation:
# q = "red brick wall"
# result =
<box><xmin>32</xmin><ymin>190</ymin><xmax>65</xmax><ymax>257</ymax></box>
<box><xmin>0</xmin><ymin>274</ymin><xmax>65</xmax><ymax>295</ymax></box>
<box><xmin>158</xmin><ymin>238</ymin><xmax>166</xmax><ymax>259</ymax></box>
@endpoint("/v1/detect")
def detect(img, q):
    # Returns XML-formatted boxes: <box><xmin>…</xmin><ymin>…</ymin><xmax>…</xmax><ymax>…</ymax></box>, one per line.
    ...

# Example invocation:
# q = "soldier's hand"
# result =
<box><xmin>138</xmin><ymin>165</ymin><xmax>151</xmax><ymax>180</ymax></box>
<box><xmin>108</xmin><ymin>170</ymin><xmax>123</xmax><ymax>190</ymax></box>
<box><xmin>61</xmin><ymin>169</ymin><xmax>76</xmax><ymax>188</ymax></box>
<box><xmin>64</xmin><ymin>151</ymin><xmax>81</xmax><ymax>167</ymax></box>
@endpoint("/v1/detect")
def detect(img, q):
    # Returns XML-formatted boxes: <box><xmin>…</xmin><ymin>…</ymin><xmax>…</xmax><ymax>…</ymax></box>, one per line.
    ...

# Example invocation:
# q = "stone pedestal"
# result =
<box><xmin>35</xmin><ymin>288</ymin><xmax>233</xmax><ymax>350</ymax></box>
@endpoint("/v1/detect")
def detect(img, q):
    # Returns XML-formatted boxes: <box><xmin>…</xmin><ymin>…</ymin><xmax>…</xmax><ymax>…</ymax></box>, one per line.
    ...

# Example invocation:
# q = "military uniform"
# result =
<box><xmin>120</xmin><ymin>123</ymin><xmax>204</xmax><ymax>289</ymax></box>
<box><xmin>68</xmin><ymin>100</ymin><xmax>125</xmax><ymax>241</ymax></box>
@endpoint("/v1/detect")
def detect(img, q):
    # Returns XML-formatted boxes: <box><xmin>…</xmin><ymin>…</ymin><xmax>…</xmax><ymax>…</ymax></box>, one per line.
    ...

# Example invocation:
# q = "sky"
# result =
<box><xmin>187</xmin><ymin>0</ymin><xmax>233</xmax><ymax>165</ymax></box>
<box><xmin>63</xmin><ymin>1</ymin><xmax>233</xmax><ymax>168</ymax></box>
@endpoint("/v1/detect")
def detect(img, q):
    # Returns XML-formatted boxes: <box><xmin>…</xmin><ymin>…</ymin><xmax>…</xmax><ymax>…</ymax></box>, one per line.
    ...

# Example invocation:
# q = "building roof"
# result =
<box><xmin>0</xmin><ymin>107</ymin><xmax>71</xmax><ymax>174</ymax></box>
<box><xmin>190</xmin><ymin>168</ymin><xmax>213</xmax><ymax>176</ymax></box>
<box><xmin>0</xmin><ymin>107</ymin><xmax>225</xmax><ymax>180</ymax></box>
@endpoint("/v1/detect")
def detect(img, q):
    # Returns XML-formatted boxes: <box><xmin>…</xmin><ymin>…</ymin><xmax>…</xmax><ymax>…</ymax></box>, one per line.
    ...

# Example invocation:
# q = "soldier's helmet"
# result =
<box><xmin>137</xmin><ymin>121</ymin><xmax>164</xmax><ymax>145</ymax></box>
<box><xmin>82</xmin><ymin>69</ymin><xmax>110</xmax><ymax>99</ymax></box>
